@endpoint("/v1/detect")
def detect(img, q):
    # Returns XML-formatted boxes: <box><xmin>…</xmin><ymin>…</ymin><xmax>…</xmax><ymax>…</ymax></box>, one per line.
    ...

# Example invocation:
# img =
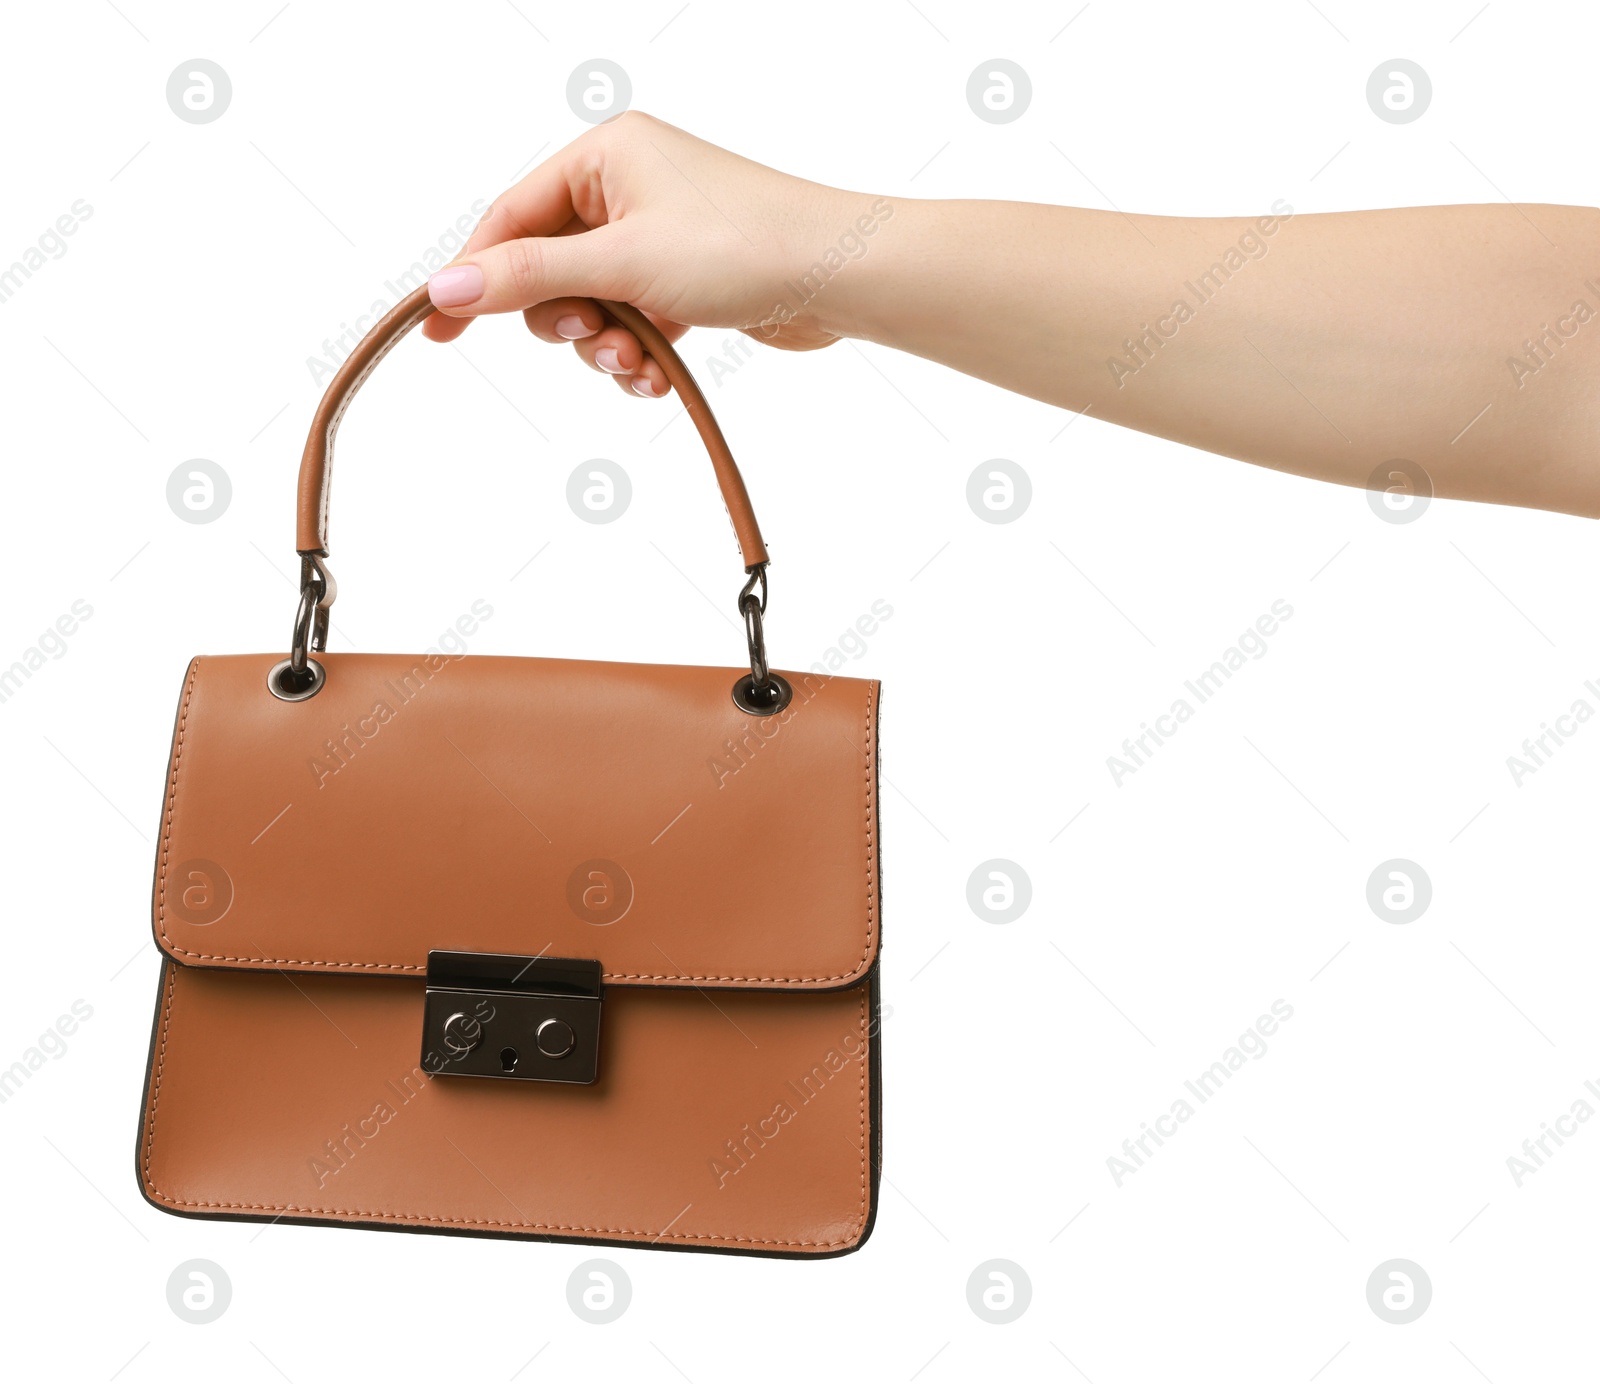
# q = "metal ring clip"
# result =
<box><xmin>272</xmin><ymin>553</ymin><xmax>336</xmax><ymax>700</ymax></box>
<box><xmin>732</xmin><ymin>563</ymin><xmax>791</xmax><ymax>715</ymax></box>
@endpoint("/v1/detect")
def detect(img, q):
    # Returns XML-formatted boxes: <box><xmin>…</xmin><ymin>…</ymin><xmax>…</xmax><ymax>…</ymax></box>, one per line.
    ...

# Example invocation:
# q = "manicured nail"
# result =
<box><xmin>429</xmin><ymin>264</ymin><xmax>484</xmax><ymax>309</ymax></box>
<box><xmin>555</xmin><ymin>315</ymin><xmax>594</xmax><ymax>340</ymax></box>
<box><xmin>595</xmin><ymin>347</ymin><xmax>625</xmax><ymax>374</ymax></box>
<box><xmin>632</xmin><ymin>377</ymin><xmax>660</xmax><ymax>398</ymax></box>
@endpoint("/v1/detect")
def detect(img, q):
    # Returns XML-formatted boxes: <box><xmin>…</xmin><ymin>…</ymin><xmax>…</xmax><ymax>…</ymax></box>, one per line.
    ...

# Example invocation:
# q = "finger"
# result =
<box><xmin>426</xmin><ymin>213</ymin><xmax>598</xmax><ymax>343</ymax></box>
<box><xmin>421</xmin><ymin>311</ymin><xmax>473</xmax><ymax>343</ymax></box>
<box><xmin>627</xmin><ymin>355</ymin><xmax>670</xmax><ymax>399</ymax></box>
<box><xmin>459</xmin><ymin>136</ymin><xmax>604</xmax><ymax>260</ymax></box>
<box><xmin>522</xmin><ymin>297</ymin><xmax>604</xmax><ymax>344</ymax></box>
<box><xmin>428</xmin><ymin>223</ymin><xmax>636</xmax><ymax>318</ymax></box>
<box><xmin>574</xmin><ymin>326</ymin><xmax>644</xmax><ymax>378</ymax></box>
<box><xmin>427</xmin><ymin>220</ymin><xmax>598</xmax><ymax>343</ymax></box>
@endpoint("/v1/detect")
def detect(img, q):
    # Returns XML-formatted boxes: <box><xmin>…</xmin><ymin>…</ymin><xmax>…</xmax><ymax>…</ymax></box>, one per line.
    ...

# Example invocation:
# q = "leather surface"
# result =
<box><xmin>296</xmin><ymin>286</ymin><xmax>770</xmax><ymax>569</ymax></box>
<box><xmin>153</xmin><ymin>653</ymin><xmax>880</xmax><ymax>988</ymax></box>
<box><xmin>139</xmin><ymin>960</ymin><xmax>877</xmax><ymax>1254</ymax></box>
<box><xmin>153</xmin><ymin>275</ymin><xmax>878</xmax><ymax>1252</ymax></box>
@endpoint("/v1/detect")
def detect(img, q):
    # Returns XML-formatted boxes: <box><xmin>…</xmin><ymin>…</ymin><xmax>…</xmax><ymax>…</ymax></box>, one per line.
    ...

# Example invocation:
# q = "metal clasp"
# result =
<box><xmin>421</xmin><ymin>951</ymin><xmax>602</xmax><ymax>1084</ymax></box>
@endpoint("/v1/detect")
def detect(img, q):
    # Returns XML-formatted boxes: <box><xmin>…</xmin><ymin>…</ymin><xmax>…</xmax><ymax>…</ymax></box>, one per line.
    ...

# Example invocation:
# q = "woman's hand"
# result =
<box><xmin>425</xmin><ymin>115</ymin><xmax>1600</xmax><ymax>518</ymax></box>
<box><xmin>422</xmin><ymin>112</ymin><xmax>877</xmax><ymax>398</ymax></box>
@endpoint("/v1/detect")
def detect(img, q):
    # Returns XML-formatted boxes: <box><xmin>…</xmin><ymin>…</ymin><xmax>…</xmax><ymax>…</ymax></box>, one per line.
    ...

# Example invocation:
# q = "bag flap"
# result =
<box><xmin>152</xmin><ymin>653</ymin><xmax>880</xmax><ymax>991</ymax></box>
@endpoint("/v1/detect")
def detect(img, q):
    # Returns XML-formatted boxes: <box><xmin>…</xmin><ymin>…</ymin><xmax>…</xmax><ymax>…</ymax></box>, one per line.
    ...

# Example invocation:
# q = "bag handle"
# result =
<box><xmin>295</xmin><ymin>286</ymin><xmax>769</xmax><ymax>567</ymax></box>
<box><xmin>274</xmin><ymin>285</ymin><xmax>791</xmax><ymax>716</ymax></box>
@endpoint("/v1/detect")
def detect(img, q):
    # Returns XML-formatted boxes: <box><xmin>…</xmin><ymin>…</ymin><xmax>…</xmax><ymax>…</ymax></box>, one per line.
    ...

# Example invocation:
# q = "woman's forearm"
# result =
<box><xmin>424</xmin><ymin>117</ymin><xmax>1600</xmax><ymax>518</ymax></box>
<box><xmin>831</xmin><ymin>199</ymin><xmax>1600</xmax><ymax>517</ymax></box>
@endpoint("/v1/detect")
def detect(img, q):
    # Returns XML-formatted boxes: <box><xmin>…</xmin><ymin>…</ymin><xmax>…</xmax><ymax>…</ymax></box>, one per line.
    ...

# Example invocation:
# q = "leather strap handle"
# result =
<box><xmin>295</xmin><ymin>284</ymin><xmax>770</xmax><ymax>569</ymax></box>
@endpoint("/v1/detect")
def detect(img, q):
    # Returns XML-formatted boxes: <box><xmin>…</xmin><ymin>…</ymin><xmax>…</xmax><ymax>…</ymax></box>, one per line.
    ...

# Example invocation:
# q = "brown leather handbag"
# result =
<box><xmin>137</xmin><ymin>287</ymin><xmax>882</xmax><ymax>1257</ymax></box>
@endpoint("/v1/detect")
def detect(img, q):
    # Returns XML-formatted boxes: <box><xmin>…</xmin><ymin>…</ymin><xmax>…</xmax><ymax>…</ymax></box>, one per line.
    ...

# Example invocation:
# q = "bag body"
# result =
<box><xmin>136</xmin><ymin>290</ymin><xmax>883</xmax><ymax>1256</ymax></box>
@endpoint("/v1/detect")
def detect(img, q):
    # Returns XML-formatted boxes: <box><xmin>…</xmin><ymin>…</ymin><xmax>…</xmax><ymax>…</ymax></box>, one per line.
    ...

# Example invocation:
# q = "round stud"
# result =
<box><xmin>536</xmin><ymin>1018</ymin><xmax>576</xmax><ymax>1059</ymax></box>
<box><xmin>442</xmin><ymin>1011</ymin><xmax>482</xmax><ymax>1055</ymax></box>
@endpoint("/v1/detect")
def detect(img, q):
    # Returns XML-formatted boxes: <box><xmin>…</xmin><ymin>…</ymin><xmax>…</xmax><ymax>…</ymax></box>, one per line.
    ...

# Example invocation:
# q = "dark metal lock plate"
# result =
<box><xmin>422</xmin><ymin>951</ymin><xmax>602</xmax><ymax>1084</ymax></box>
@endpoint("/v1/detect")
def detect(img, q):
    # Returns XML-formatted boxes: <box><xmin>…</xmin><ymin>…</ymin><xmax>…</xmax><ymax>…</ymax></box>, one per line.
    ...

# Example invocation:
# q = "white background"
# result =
<box><xmin>2</xmin><ymin>0</ymin><xmax>1597</xmax><ymax>1379</ymax></box>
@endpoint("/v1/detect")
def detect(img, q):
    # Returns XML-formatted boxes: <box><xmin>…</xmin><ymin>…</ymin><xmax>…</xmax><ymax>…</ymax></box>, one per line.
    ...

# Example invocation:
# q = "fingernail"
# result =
<box><xmin>632</xmin><ymin>377</ymin><xmax>660</xmax><ymax>398</ymax></box>
<box><xmin>429</xmin><ymin>264</ymin><xmax>484</xmax><ymax>309</ymax></box>
<box><xmin>555</xmin><ymin>315</ymin><xmax>594</xmax><ymax>340</ymax></box>
<box><xmin>595</xmin><ymin>347</ymin><xmax>625</xmax><ymax>374</ymax></box>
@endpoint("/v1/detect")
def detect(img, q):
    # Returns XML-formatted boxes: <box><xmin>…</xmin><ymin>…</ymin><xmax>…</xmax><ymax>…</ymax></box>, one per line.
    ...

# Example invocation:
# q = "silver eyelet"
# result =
<box><xmin>267</xmin><ymin>657</ymin><xmax>326</xmax><ymax>702</ymax></box>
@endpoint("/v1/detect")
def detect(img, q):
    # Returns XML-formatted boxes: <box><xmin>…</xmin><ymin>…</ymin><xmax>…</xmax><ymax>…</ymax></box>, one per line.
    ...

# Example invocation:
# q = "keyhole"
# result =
<box><xmin>499</xmin><ymin>1046</ymin><xmax>519</xmax><ymax>1073</ymax></box>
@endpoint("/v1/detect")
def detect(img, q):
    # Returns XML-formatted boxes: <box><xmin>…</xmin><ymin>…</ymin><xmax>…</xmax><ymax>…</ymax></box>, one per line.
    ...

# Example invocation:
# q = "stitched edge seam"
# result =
<box><xmin>313</xmin><ymin>296</ymin><xmax>433</xmax><ymax>547</ymax></box>
<box><xmin>155</xmin><ymin>668</ymin><xmax>881</xmax><ymax>986</ymax></box>
<box><xmin>140</xmin><ymin>965</ymin><xmax>870</xmax><ymax>1250</ymax></box>
<box><xmin>153</xmin><ymin>659</ymin><xmax>200</xmax><ymax>958</ymax></box>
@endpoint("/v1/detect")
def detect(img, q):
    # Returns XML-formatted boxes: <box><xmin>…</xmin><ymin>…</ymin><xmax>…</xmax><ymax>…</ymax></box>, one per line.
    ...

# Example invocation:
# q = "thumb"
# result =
<box><xmin>427</xmin><ymin>225</ymin><xmax>638</xmax><ymax>317</ymax></box>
